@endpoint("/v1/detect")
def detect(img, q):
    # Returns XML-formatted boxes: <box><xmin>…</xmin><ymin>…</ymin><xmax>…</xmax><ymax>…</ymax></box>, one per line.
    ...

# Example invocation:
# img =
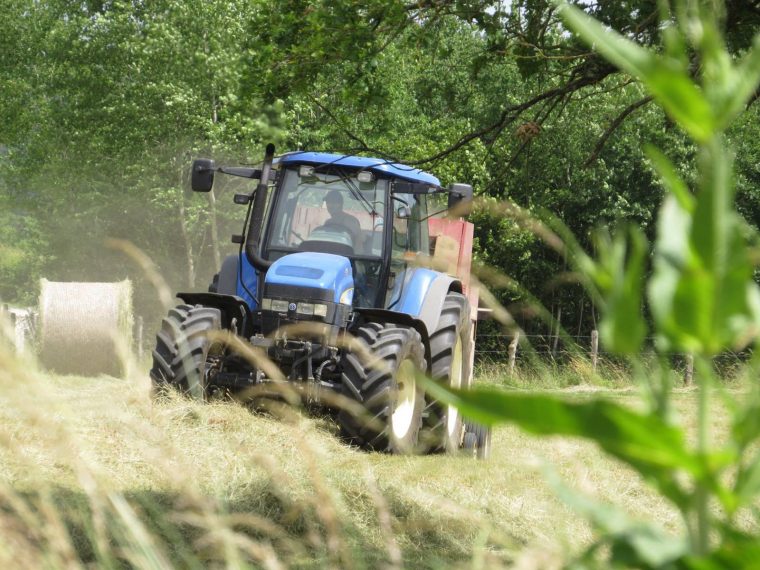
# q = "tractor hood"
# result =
<box><xmin>264</xmin><ymin>252</ymin><xmax>354</xmax><ymax>304</ymax></box>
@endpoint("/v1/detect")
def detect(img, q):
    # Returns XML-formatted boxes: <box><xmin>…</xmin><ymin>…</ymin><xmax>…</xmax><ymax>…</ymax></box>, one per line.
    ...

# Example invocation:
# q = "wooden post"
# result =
<box><xmin>508</xmin><ymin>331</ymin><xmax>520</xmax><ymax>375</ymax></box>
<box><xmin>684</xmin><ymin>354</ymin><xmax>694</xmax><ymax>386</ymax></box>
<box><xmin>551</xmin><ymin>307</ymin><xmax>562</xmax><ymax>358</ymax></box>
<box><xmin>591</xmin><ymin>329</ymin><xmax>599</xmax><ymax>373</ymax></box>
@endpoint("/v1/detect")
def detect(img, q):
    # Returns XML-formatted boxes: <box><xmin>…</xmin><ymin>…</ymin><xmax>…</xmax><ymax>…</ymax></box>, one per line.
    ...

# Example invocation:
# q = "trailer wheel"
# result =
<box><xmin>150</xmin><ymin>305</ymin><xmax>224</xmax><ymax>400</ymax></box>
<box><xmin>338</xmin><ymin>323</ymin><xmax>426</xmax><ymax>453</ymax></box>
<box><xmin>424</xmin><ymin>292</ymin><xmax>472</xmax><ymax>453</ymax></box>
<box><xmin>462</xmin><ymin>420</ymin><xmax>492</xmax><ymax>460</ymax></box>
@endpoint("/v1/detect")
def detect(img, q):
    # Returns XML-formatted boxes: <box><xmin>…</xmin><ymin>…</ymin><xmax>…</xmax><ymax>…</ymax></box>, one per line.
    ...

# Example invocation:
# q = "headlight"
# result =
<box><xmin>339</xmin><ymin>288</ymin><xmax>354</xmax><ymax>305</ymax></box>
<box><xmin>297</xmin><ymin>302</ymin><xmax>328</xmax><ymax>317</ymax></box>
<box><xmin>297</xmin><ymin>302</ymin><xmax>314</xmax><ymax>315</ymax></box>
<box><xmin>264</xmin><ymin>297</ymin><xmax>329</xmax><ymax>318</ymax></box>
<box><xmin>270</xmin><ymin>299</ymin><xmax>290</xmax><ymax>313</ymax></box>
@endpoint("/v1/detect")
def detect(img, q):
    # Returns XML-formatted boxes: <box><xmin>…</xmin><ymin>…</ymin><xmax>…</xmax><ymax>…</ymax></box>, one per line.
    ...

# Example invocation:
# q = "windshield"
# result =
<box><xmin>267</xmin><ymin>167</ymin><xmax>388</xmax><ymax>257</ymax></box>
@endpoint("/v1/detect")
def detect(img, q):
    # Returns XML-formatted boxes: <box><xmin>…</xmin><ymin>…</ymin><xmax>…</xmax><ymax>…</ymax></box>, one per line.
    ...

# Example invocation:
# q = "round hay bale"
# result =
<box><xmin>38</xmin><ymin>279</ymin><xmax>134</xmax><ymax>377</ymax></box>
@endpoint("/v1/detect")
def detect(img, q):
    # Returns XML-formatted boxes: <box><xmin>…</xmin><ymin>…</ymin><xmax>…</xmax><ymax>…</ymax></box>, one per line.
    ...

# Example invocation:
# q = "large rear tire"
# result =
<box><xmin>149</xmin><ymin>305</ymin><xmax>223</xmax><ymax>400</ymax></box>
<box><xmin>338</xmin><ymin>323</ymin><xmax>426</xmax><ymax>453</ymax></box>
<box><xmin>424</xmin><ymin>292</ymin><xmax>473</xmax><ymax>453</ymax></box>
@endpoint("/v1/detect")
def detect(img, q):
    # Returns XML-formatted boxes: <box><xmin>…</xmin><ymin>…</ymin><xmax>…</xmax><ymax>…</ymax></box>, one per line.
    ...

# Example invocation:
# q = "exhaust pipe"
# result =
<box><xmin>245</xmin><ymin>143</ymin><xmax>275</xmax><ymax>272</ymax></box>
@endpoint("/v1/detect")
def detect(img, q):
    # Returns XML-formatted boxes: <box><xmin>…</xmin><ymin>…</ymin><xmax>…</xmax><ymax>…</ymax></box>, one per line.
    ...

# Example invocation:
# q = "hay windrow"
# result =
<box><xmin>38</xmin><ymin>279</ymin><xmax>134</xmax><ymax>377</ymax></box>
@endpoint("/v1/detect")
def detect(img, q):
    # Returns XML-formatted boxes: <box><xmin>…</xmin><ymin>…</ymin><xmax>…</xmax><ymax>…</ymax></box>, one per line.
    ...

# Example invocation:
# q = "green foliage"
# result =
<box><xmin>0</xmin><ymin>200</ymin><xmax>49</xmax><ymax>305</ymax></box>
<box><xmin>429</xmin><ymin>1</ymin><xmax>760</xmax><ymax>567</ymax></box>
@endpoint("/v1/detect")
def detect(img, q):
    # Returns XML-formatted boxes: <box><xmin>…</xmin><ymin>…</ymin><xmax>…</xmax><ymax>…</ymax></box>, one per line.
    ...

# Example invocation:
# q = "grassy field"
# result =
<box><xmin>0</xmin><ymin>346</ymin><xmax>729</xmax><ymax>569</ymax></box>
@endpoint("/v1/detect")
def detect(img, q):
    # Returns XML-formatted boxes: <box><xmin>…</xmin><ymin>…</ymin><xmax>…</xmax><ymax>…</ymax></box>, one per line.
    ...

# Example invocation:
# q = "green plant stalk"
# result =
<box><xmin>694</xmin><ymin>354</ymin><xmax>713</xmax><ymax>556</ymax></box>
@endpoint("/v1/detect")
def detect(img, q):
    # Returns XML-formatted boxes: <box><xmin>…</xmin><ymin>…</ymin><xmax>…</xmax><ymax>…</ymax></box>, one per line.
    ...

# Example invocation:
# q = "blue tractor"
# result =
<box><xmin>150</xmin><ymin>144</ymin><xmax>490</xmax><ymax>456</ymax></box>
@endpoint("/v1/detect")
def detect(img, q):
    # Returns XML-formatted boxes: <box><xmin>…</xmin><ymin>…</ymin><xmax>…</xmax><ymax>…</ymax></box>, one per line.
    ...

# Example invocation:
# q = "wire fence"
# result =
<box><xmin>474</xmin><ymin>330</ymin><xmax>752</xmax><ymax>383</ymax></box>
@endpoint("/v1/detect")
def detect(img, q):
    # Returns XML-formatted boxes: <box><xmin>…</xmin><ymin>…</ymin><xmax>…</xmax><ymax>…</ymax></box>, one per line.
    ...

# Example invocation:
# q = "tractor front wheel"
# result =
<box><xmin>338</xmin><ymin>323</ymin><xmax>426</xmax><ymax>453</ymax></box>
<box><xmin>149</xmin><ymin>305</ymin><xmax>224</xmax><ymax>400</ymax></box>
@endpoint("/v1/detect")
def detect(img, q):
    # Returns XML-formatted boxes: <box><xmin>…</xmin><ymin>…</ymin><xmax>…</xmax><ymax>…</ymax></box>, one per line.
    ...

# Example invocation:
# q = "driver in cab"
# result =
<box><xmin>324</xmin><ymin>190</ymin><xmax>363</xmax><ymax>250</ymax></box>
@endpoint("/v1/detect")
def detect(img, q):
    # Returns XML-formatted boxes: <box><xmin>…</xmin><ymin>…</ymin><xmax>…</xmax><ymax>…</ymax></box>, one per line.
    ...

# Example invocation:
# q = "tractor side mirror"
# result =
<box><xmin>447</xmin><ymin>183</ymin><xmax>473</xmax><ymax>215</ymax></box>
<box><xmin>191</xmin><ymin>158</ymin><xmax>216</xmax><ymax>192</ymax></box>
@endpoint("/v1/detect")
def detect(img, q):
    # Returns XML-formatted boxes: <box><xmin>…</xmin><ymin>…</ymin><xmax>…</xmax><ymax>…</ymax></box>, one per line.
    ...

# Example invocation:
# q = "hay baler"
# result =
<box><xmin>150</xmin><ymin>145</ymin><xmax>489</xmax><ymax>455</ymax></box>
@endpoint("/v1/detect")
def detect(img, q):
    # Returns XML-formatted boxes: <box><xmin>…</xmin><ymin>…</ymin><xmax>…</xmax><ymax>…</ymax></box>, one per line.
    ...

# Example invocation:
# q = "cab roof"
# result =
<box><xmin>276</xmin><ymin>152</ymin><xmax>441</xmax><ymax>186</ymax></box>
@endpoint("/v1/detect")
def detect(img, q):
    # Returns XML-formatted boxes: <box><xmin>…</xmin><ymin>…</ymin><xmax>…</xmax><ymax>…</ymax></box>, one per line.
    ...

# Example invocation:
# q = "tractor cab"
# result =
<box><xmin>263</xmin><ymin>155</ymin><xmax>435</xmax><ymax>310</ymax></box>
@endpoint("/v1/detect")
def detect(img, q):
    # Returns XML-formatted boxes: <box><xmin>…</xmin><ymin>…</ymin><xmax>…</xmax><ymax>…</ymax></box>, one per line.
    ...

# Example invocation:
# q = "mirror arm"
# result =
<box><xmin>217</xmin><ymin>166</ymin><xmax>278</xmax><ymax>181</ymax></box>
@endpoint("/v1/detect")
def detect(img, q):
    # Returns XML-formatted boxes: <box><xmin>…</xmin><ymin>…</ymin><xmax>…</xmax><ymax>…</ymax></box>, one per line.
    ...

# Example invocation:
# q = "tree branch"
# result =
<box><xmin>410</xmin><ymin>59</ymin><xmax>616</xmax><ymax>166</ymax></box>
<box><xmin>584</xmin><ymin>95</ymin><xmax>654</xmax><ymax>167</ymax></box>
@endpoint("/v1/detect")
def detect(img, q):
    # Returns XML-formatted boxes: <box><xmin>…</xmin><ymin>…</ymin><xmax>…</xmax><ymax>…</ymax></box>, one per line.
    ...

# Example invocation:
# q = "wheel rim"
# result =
<box><xmin>392</xmin><ymin>358</ymin><xmax>417</xmax><ymax>439</ymax></box>
<box><xmin>447</xmin><ymin>335</ymin><xmax>463</xmax><ymax>437</ymax></box>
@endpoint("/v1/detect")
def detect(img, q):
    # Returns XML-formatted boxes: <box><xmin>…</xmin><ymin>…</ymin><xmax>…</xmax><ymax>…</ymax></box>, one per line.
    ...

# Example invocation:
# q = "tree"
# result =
<box><xmin>250</xmin><ymin>0</ymin><xmax>760</xmax><ymax>165</ymax></box>
<box><xmin>0</xmin><ymin>0</ymin><xmax>283</xmax><ymax>303</ymax></box>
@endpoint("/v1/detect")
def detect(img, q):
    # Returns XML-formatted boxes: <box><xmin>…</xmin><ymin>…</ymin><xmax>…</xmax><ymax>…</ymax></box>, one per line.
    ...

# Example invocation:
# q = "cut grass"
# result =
<box><xmin>0</xmin><ymin>347</ymin><xmax>729</xmax><ymax>568</ymax></box>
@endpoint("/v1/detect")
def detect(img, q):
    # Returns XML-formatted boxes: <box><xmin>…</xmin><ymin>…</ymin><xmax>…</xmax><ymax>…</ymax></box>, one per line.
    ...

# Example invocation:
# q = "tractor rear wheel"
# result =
<box><xmin>150</xmin><ymin>305</ymin><xmax>224</xmax><ymax>400</ymax></box>
<box><xmin>424</xmin><ymin>292</ymin><xmax>473</xmax><ymax>453</ymax></box>
<box><xmin>338</xmin><ymin>323</ymin><xmax>426</xmax><ymax>453</ymax></box>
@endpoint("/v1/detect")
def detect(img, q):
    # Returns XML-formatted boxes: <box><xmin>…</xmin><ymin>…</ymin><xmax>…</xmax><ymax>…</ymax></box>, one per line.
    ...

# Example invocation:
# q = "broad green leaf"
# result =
<box><xmin>648</xmin><ymin>140</ymin><xmax>759</xmax><ymax>354</ymax></box>
<box><xmin>548</xmin><ymin>471</ymin><xmax>688</xmax><ymax>567</ymax></box>
<box><xmin>648</xmin><ymin>194</ymin><xmax>702</xmax><ymax>352</ymax></box>
<box><xmin>420</xmin><ymin>380</ymin><xmax>695</xmax><ymax>506</ymax></box>
<box><xmin>692</xmin><ymin>141</ymin><xmax>758</xmax><ymax>352</ymax></box>
<box><xmin>699</xmin><ymin>16</ymin><xmax>734</xmax><ymax>95</ymax></box>
<box><xmin>558</xmin><ymin>3</ymin><xmax>715</xmax><ymax>142</ymax></box>
<box><xmin>692</xmin><ymin>141</ymin><xmax>734</xmax><ymax>278</ymax></box>
<box><xmin>598</xmin><ymin>227</ymin><xmax>648</xmax><ymax>354</ymax></box>
<box><xmin>704</xmin><ymin>28</ymin><xmax>760</xmax><ymax>131</ymax></box>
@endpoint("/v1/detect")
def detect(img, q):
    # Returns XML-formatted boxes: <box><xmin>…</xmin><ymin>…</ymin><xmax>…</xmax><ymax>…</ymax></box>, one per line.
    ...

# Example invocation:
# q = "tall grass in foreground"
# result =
<box><xmin>428</xmin><ymin>2</ymin><xmax>760</xmax><ymax>567</ymax></box>
<box><xmin>0</xmin><ymin>340</ymin><xmax>484</xmax><ymax>569</ymax></box>
<box><xmin>3</xmin><ymin>325</ymin><xmax>714</xmax><ymax>569</ymax></box>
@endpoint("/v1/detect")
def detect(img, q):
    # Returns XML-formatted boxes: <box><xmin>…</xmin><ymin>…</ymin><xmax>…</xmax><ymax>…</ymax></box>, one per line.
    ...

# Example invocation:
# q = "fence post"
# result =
<box><xmin>508</xmin><ymin>331</ymin><xmax>520</xmax><ymax>375</ymax></box>
<box><xmin>591</xmin><ymin>329</ymin><xmax>599</xmax><ymax>373</ymax></box>
<box><xmin>551</xmin><ymin>307</ymin><xmax>562</xmax><ymax>358</ymax></box>
<box><xmin>684</xmin><ymin>354</ymin><xmax>694</xmax><ymax>386</ymax></box>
